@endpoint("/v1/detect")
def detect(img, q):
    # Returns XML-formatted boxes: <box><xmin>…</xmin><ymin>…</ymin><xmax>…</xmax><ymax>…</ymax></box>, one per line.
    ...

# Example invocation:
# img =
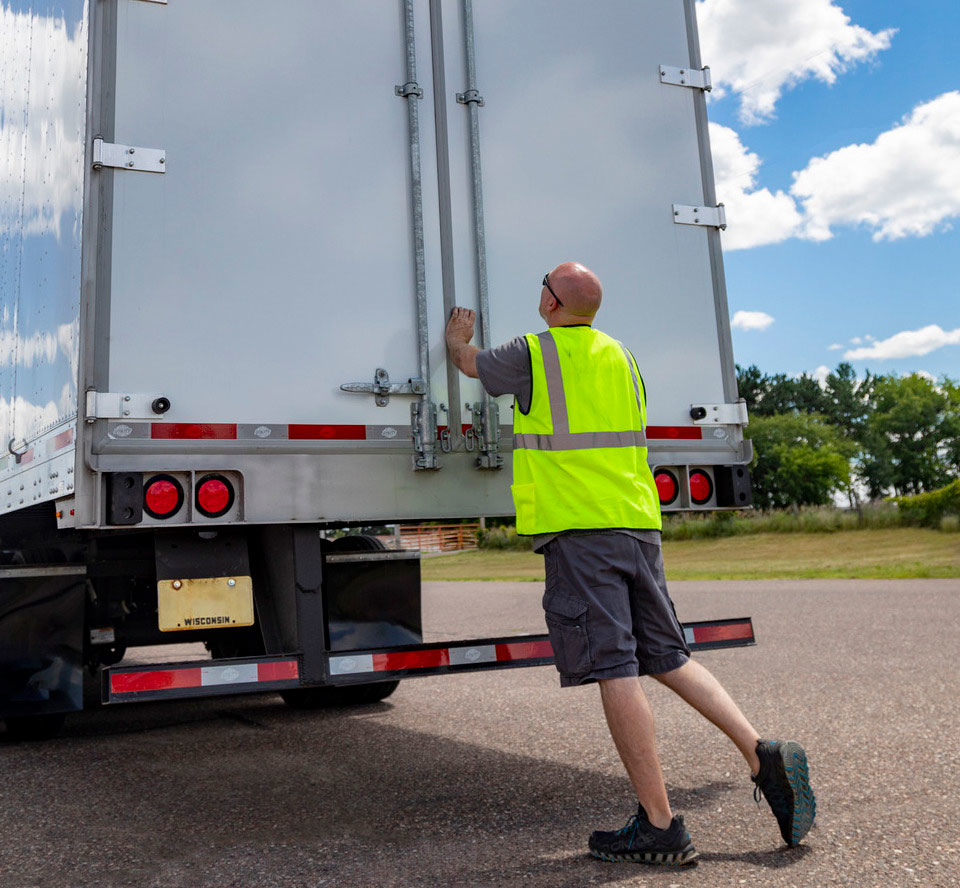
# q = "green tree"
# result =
<box><xmin>736</xmin><ymin>364</ymin><xmax>766</xmax><ymax>414</ymax></box>
<box><xmin>736</xmin><ymin>365</ymin><xmax>830</xmax><ymax>416</ymax></box>
<box><xmin>860</xmin><ymin>373</ymin><xmax>959</xmax><ymax>497</ymax></box>
<box><xmin>746</xmin><ymin>413</ymin><xmax>855</xmax><ymax>509</ymax></box>
<box><xmin>821</xmin><ymin>363</ymin><xmax>873</xmax><ymax>439</ymax></box>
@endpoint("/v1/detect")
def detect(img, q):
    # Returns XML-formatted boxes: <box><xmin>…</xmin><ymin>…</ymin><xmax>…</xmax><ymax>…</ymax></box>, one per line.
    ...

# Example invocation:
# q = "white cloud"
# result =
<box><xmin>812</xmin><ymin>365</ymin><xmax>832</xmax><ymax>386</ymax></box>
<box><xmin>731</xmin><ymin>310</ymin><xmax>775</xmax><ymax>331</ymax></box>
<box><xmin>710</xmin><ymin>123</ymin><xmax>803</xmax><ymax>250</ymax></box>
<box><xmin>0</xmin><ymin>3</ymin><xmax>87</xmax><ymax>241</ymax></box>
<box><xmin>914</xmin><ymin>370</ymin><xmax>937</xmax><ymax>383</ymax></box>
<box><xmin>792</xmin><ymin>92</ymin><xmax>960</xmax><ymax>242</ymax></box>
<box><xmin>844</xmin><ymin>325</ymin><xmax>960</xmax><ymax>360</ymax></box>
<box><xmin>0</xmin><ymin>320</ymin><xmax>78</xmax><ymax>371</ymax></box>
<box><xmin>697</xmin><ymin>0</ymin><xmax>894</xmax><ymax>123</ymax></box>
<box><xmin>827</xmin><ymin>343</ymin><xmax>844</xmax><ymax>351</ymax></box>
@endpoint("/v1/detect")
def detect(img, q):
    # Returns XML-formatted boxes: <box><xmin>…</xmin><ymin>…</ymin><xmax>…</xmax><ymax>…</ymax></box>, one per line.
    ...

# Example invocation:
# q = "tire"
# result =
<box><xmin>323</xmin><ymin>533</ymin><xmax>387</xmax><ymax>553</ymax></box>
<box><xmin>3</xmin><ymin>713</ymin><xmax>66</xmax><ymax>741</ymax></box>
<box><xmin>280</xmin><ymin>680</ymin><xmax>399</xmax><ymax>710</ymax></box>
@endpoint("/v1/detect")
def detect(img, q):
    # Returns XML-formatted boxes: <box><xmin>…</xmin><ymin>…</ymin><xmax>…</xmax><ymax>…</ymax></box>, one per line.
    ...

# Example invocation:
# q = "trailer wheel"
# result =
<box><xmin>323</xmin><ymin>533</ymin><xmax>387</xmax><ymax>553</ymax></box>
<box><xmin>3</xmin><ymin>713</ymin><xmax>66</xmax><ymax>741</ymax></box>
<box><xmin>280</xmin><ymin>680</ymin><xmax>399</xmax><ymax>709</ymax></box>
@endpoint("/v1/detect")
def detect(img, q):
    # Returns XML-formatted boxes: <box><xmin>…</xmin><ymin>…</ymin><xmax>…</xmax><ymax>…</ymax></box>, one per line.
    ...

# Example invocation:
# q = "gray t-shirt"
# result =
<box><xmin>475</xmin><ymin>333</ymin><xmax>661</xmax><ymax>553</ymax></box>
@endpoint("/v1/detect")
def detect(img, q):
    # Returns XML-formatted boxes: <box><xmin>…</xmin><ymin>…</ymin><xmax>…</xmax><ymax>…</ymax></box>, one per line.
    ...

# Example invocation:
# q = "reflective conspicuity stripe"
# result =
<box><xmin>328</xmin><ymin>639</ymin><xmax>554</xmax><ymax>675</ymax></box>
<box><xmin>537</xmin><ymin>332</ymin><xmax>569</xmax><ymax>434</ymax></box>
<box><xmin>108</xmin><ymin>658</ymin><xmax>300</xmax><ymax>695</ymax></box>
<box><xmin>619</xmin><ymin>344</ymin><xmax>645</xmax><ymax>434</ymax></box>
<box><xmin>513</xmin><ymin>430</ymin><xmax>647</xmax><ymax>451</ymax></box>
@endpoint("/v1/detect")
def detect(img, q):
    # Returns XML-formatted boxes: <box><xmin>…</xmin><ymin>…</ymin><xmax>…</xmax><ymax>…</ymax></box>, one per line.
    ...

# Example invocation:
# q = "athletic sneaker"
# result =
<box><xmin>752</xmin><ymin>739</ymin><xmax>817</xmax><ymax>846</ymax></box>
<box><xmin>589</xmin><ymin>804</ymin><xmax>698</xmax><ymax>866</ymax></box>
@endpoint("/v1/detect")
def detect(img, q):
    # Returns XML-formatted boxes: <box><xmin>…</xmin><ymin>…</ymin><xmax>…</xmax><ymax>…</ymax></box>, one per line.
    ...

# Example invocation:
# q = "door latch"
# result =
<box><xmin>340</xmin><ymin>369</ymin><xmax>426</xmax><ymax>407</ymax></box>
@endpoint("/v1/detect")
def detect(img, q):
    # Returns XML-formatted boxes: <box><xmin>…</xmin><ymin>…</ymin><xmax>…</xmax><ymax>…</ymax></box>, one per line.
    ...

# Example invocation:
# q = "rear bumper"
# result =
<box><xmin>102</xmin><ymin>617</ymin><xmax>755</xmax><ymax>705</ymax></box>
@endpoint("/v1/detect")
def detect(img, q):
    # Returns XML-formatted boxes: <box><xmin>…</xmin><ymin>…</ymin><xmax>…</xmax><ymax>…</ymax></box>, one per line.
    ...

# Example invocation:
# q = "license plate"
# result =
<box><xmin>157</xmin><ymin>576</ymin><xmax>254</xmax><ymax>632</ymax></box>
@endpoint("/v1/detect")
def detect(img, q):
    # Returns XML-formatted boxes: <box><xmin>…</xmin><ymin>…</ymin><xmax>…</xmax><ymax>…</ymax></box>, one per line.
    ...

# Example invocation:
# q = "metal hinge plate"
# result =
<box><xmin>92</xmin><ymin>137</ymin><xmax>166</xmax><ymax>173</ymax></box>
<box><xmin>659</xmin><ymin>65</ymin><xmax>712</xmax><ymax>91</ymax></box>
<box><xmin>86</xmin><ymin>391</ymin><xmax>169</xmax><ymax>421</ymax></box>
<box><xmin>673</xmin><ymin>204</ymin><xmax>727</xmax><ymax>230</ymax></box>
<box><xmin>340</xmin><ymin>369</ymin><xmax>426</xmax><ymax>407</ymax></box>
<box><xmin>690</xmin><ymin>401</ymin><xmax>749</xmax><ymax>425</ymax></box>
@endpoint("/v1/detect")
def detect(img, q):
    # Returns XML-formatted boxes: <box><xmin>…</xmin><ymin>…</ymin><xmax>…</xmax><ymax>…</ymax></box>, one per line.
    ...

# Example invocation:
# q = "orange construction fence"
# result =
<box><xmin>377</xmin><ymin>523</ymin><xmax>480</xmax><ymax>553</ymax></box>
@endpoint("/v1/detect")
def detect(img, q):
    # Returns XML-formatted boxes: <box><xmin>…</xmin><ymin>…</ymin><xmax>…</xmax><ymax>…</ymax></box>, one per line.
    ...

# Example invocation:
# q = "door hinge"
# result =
<box><xmin>673</xmin><ymin>204</ymin><xmax>727</xmax><ymax>230</ymax></box>
<box><xmin>659</xmin><ymin>65</ymin><xmax>712</xmax><ymax>91</ymax></box>
<box><xmin>340</xmin><ymin>369</ymin><xmax>426</xmax><ymax>407</ymax></box>
<box><xmin>92</xmin><ymin>137</ymin><xmax>166</xmax><ymax>173</ymax></box>
<box><xmin>689</xmin><ymin>400</ymin><xmax>749</xmax><ymax>425</ymax></box>
<box><xmin>86</xmin><ymin>391</ymin><xmax>171</xmax><ymax>422</ymax></box>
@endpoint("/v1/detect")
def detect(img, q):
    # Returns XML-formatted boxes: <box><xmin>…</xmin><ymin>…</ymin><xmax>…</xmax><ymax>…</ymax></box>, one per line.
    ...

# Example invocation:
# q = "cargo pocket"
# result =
<box><xmin>543</xmin><ymin>593</ymin><xmax>592</xmax><ymax>677</ymax></box>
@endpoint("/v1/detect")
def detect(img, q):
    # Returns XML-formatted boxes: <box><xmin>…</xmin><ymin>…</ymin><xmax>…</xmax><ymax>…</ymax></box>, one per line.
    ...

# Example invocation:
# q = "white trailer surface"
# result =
<box><xmin>0</xmin><ymin>0</ymin><xmax>753</xmax><ymax>737</ymax></box>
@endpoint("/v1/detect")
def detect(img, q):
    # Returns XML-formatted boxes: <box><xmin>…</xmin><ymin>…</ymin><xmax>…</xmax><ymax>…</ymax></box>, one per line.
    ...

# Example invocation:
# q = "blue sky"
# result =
<box><xmin>700</xmin><ymin>0</ymin><xmax>960</xmax><ymax>383</ymax></box>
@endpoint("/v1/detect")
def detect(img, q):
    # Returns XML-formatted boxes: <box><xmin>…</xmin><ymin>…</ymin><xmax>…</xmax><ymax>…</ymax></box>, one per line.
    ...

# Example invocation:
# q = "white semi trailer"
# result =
<box><xmin>0</xmin><ymin>0</ymin><xmax>754</xmax><ymax>739</ymax></box>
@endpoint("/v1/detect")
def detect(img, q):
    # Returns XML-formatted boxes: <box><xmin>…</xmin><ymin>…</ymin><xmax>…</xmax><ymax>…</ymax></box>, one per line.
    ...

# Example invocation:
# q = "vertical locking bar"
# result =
<box><xmin>428</xmin><ymin>0</ymin><xmax>464</xmax><ymax>452</ymax></box>
<box><xmin>398</xmin><ymin>0</ymin><xmax>439</xmax><ymax>470</ymax></box>
<box><xmin>460</xmin><ymin>0</ymin><xmax>501</xmax><ymax>469</ymax></box>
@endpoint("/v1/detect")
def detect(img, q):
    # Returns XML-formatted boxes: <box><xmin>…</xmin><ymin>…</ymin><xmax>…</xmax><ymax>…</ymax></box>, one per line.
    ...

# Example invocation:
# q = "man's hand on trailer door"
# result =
<box><xmin>446</xmin><ymin>307</ymin><xmax>480</xmax><ymax>379</ymax></box>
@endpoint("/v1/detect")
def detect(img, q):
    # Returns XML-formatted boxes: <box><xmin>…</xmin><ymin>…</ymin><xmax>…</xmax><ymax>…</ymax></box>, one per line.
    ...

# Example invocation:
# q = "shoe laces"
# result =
<box><xmin>617</xmin><ymin>814</ymin><xmax>642</xmax><ymax>843</ymax></box>
<box><xmin>753</xmin><ymin>773</ymin><xmax>789</xmax><ymax>813</ymax></box>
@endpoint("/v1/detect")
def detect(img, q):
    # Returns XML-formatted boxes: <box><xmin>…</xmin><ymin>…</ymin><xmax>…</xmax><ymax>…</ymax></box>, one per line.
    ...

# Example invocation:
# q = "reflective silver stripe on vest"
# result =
<box><xmin>527</xmin><ymin>331</ymin><xmax>646</xmax><ymax>451</ymax></box>
<box><xmin>619</xmin><ymin>343</ymin><xmax>645</xmax><ymax>434</ymax></box>
<box><xmin>513</xmin><ymin>430</ymin><xmax>647</xmax><ymax>451</ymax></box>
<box><xmin>537</xmin><ymin>331</ymin><xmax>569</xmax><ymax>434</ymax></box>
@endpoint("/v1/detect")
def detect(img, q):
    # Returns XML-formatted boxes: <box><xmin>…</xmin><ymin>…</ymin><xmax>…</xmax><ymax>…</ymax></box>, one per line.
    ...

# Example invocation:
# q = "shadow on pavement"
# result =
<box><xmin>1</xmin><ymin>694</ymin><xmax>805</xmax><ymax>888</ymax></box>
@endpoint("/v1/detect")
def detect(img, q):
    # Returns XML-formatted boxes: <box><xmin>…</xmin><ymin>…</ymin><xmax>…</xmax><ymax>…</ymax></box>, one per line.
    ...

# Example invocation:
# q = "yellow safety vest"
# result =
<box><xmin>511</xmin><ymin>326</ymin><xmax>662</xmax><ymax>535</ymax></box>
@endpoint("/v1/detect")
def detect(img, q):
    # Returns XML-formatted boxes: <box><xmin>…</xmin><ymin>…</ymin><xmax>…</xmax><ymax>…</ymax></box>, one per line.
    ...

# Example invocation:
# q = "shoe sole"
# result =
<box><xmin>589</xmin><ymin>845</ymin><xmax>699</xmax><ymax>866</ymax></box>
<box><xmin>779</xmin><ymin>740</ymin><xmax>816</xmax><ymax>846</ymax></box>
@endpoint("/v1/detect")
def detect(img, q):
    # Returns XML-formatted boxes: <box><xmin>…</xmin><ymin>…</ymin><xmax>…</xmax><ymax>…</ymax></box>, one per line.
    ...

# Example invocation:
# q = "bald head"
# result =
<box><xmin>540</xmin><ymin>261</ymin><xmax>603</xmax><ymax>325</ymax></box>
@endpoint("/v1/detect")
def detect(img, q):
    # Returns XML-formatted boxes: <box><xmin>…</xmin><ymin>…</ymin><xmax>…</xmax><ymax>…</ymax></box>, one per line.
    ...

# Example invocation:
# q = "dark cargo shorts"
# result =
<box><xmin>541</xmin><ymin>532</ymin><xmax>690</xmax><ymax>687</ymax></box>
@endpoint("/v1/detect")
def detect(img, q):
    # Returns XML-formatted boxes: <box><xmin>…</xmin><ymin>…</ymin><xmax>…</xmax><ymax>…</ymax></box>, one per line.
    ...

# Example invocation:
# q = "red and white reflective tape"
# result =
<box><xmin>109</xmin><ymin>658</ymin><xmax>299</xmax><ymax>696</ymax></box>
<box><xmin>105</xmin><ymin>422</ymin><xmax>704</xmax><ymax>443</ymax></box>
<box><xmin>328</xmin><ymin>639</ymin><xmax>554</xmax><ymax>676</ymax></box>
<box><xmin>683</xmin><ymin>620</ymin><xmax>754</xmax><ymax>646</ymax></box>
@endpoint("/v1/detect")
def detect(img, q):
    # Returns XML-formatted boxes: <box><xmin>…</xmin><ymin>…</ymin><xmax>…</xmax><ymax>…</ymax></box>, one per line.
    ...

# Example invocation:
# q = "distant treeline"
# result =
<box><xmin>737</xmin><ymin>362</ymin><xmax>960</xmax><ymax>508</ymax></box>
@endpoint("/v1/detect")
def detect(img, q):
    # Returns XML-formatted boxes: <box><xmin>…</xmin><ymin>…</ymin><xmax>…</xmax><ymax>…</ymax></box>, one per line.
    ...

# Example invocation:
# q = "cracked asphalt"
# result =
<box><xmin>2</xmin><ymin>579</ymin><xmax>958</xmax><ymax>888</ymax></box>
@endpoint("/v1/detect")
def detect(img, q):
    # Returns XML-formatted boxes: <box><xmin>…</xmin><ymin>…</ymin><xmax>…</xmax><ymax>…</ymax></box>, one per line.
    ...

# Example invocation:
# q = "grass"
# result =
<box><xmin>421</xmin><ymin>528</ymin><xmax>960</xmax><ymax>581</ymax></box>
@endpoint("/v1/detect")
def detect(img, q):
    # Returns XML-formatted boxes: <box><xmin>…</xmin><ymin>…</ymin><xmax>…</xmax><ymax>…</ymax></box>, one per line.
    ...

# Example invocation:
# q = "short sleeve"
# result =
<box><xmin>476</xmin><ymin>336</ymin><xmax>532</xmax><ymax>414</ymax></box>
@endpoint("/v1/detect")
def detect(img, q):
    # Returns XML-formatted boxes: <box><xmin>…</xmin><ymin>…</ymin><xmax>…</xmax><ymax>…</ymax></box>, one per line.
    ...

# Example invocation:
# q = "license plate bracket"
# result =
<box><xmin>157</xmin><ymin>576</ymin><xmax>254</xmax><ymax>632</ymax></box>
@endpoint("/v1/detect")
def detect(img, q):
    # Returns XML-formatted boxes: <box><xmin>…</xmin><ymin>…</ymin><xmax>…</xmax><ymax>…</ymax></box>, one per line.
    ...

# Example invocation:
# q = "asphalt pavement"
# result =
<box><xmin>2</xmin><ymin>579</ymin><xmax>959</xmax><ymax>888</ymax></box>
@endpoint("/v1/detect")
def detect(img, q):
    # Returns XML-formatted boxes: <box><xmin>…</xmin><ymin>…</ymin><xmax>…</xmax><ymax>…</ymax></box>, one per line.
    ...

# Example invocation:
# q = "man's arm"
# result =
<box><xmin>446</xmin><ymin>307</ymin><xmax>480</xmax><ymax>378</ymax></box>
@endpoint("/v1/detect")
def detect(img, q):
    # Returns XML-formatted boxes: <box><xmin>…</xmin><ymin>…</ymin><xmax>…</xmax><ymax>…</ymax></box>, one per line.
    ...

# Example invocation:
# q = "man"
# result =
<box><xmin>445</xmin><ymin>261</ymin><xmax>815</xmax><ymax>867</ymax></box>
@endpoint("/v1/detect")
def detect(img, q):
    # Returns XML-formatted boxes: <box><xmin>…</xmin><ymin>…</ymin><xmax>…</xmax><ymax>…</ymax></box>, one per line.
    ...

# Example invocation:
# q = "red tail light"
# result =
<box><xmin>195</xmin><ymin>474</ymin><xmax>235</xmax><ymax>518</ymax></box>
<box><xmin>689</xmin><ymin>469</ymin><xmax>714</xmax><ymax>505</ymax></box>
<box><xmin>654</xmin><ymin>470</ymin><xmax>679</xmax><ymax>506</ymax></box>
<box><xmin>144</xmin><ymin>475</ymin><xmax>184</xmax><ymax>519</ymax></box>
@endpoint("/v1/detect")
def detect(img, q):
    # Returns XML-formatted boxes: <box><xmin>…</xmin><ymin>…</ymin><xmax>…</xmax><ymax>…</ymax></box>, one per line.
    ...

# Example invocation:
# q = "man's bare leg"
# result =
<box><xmin>652</xmin><ymin>659</ymin><xmax>761</xmax><ymax>775</ymax></box>
<box><xmin>598</xmin><ymin>676</ymin><xmax>673</xmax><ymax>829</ymax></box>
